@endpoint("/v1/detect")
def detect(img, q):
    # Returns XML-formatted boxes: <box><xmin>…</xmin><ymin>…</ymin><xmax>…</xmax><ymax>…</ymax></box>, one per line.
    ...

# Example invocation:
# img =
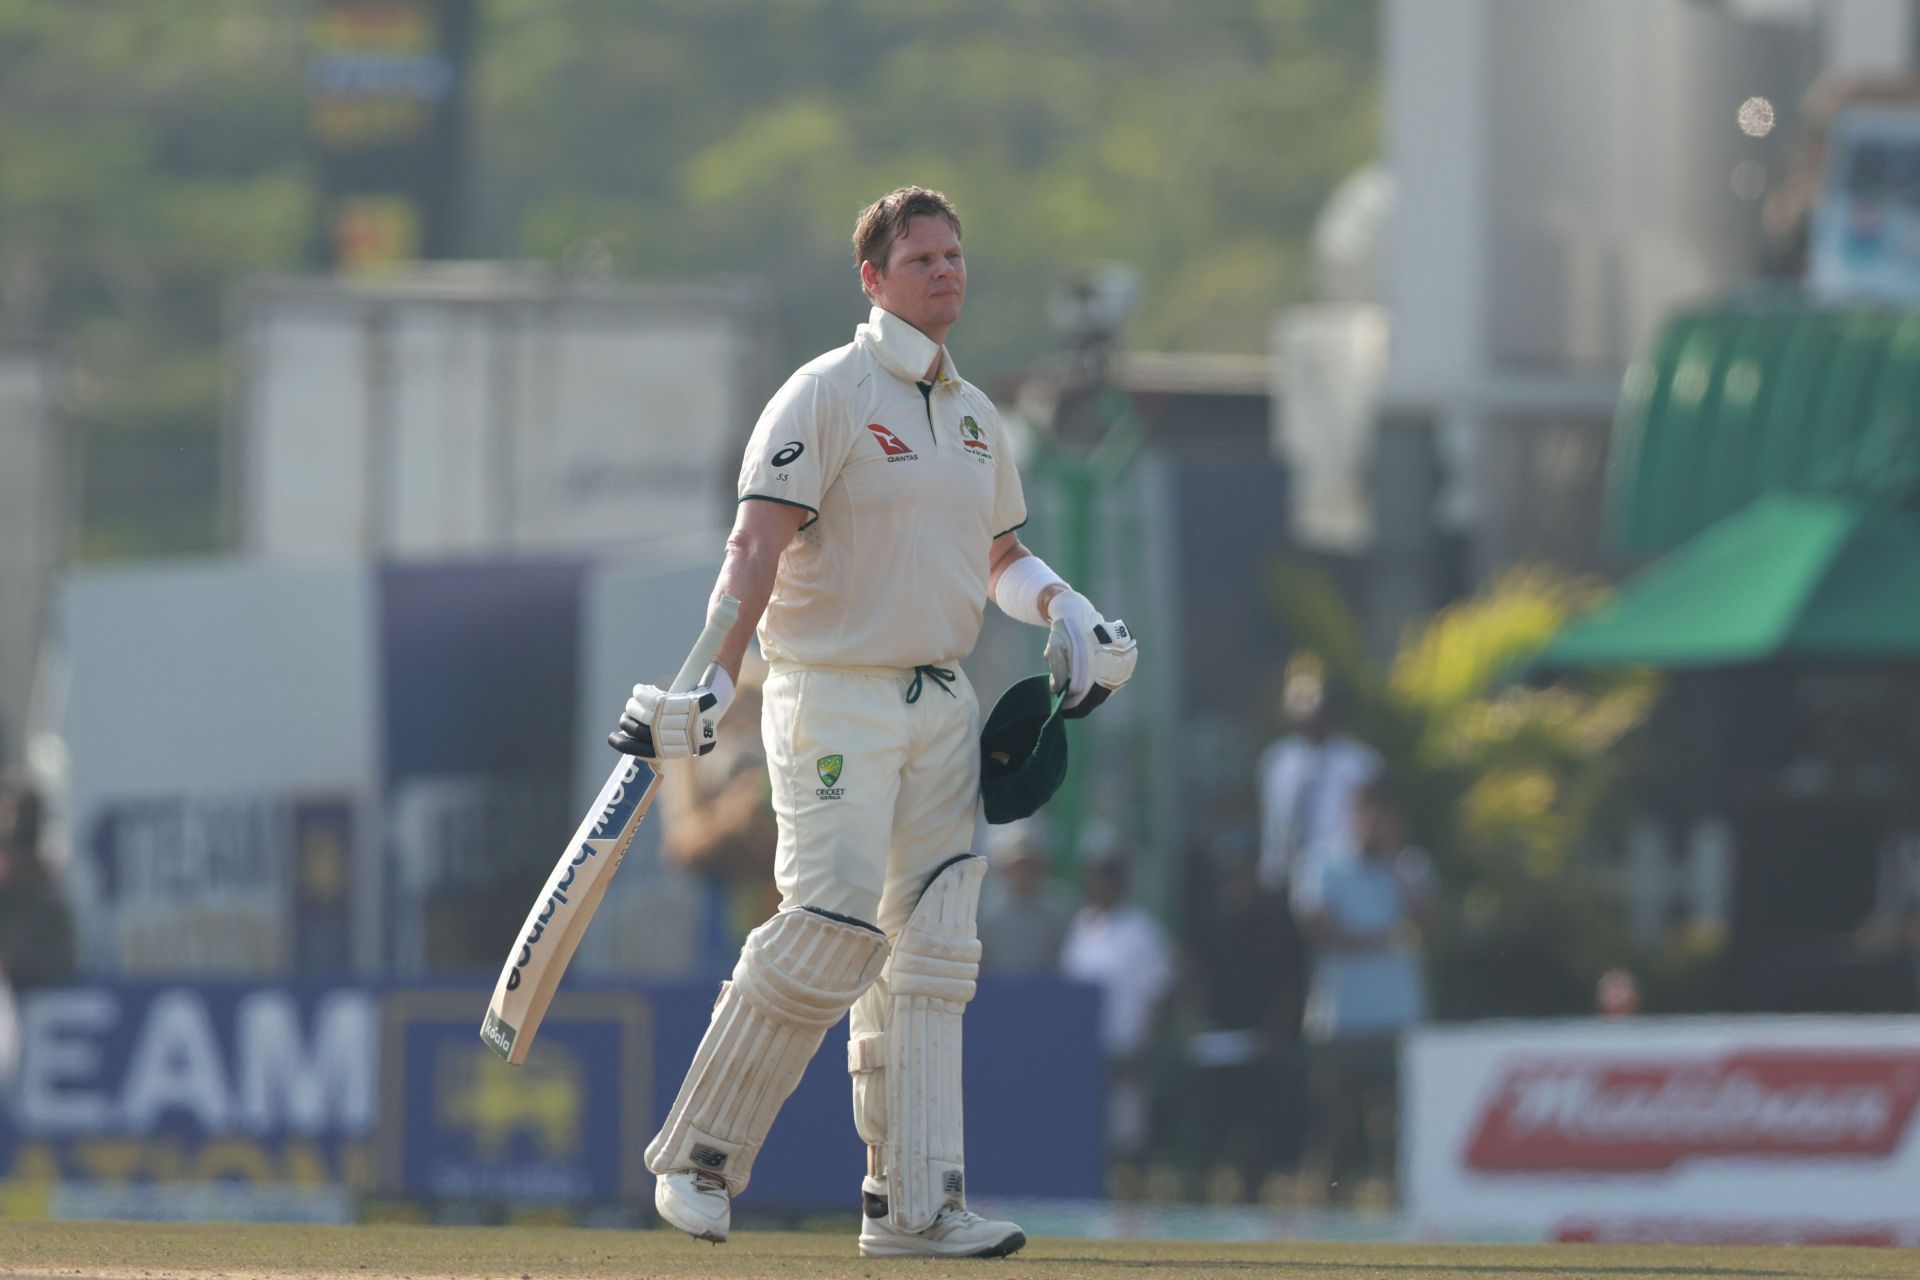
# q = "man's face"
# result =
<box><xmin>864</xmin><ymin>215</ymin><xmax>966</xmax><ymax>342</ymax></box>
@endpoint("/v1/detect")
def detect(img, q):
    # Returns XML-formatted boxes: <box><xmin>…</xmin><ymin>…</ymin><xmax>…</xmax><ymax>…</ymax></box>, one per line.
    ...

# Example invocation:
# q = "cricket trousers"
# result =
<box><xmin>761</xmin><ymin>660</ymin><xmax>984</xmax><ymax>938</ymax></box>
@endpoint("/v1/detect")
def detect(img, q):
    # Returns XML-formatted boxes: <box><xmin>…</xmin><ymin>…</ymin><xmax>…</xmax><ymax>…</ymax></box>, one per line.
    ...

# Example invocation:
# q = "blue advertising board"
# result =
<box><xmin>377</xmin><ymin>988</ymin><xmax>648</xmax><ymax>1203</ymax></box>
<box><xmin>0</xmin><ymin>984</ymin><xmax>376</xmax><ymax>1200</ymax></box>
<box><xmin>0</xmin><ymin>978</ymin><xmax>1103</xmax><ymax>1218</ymax></box>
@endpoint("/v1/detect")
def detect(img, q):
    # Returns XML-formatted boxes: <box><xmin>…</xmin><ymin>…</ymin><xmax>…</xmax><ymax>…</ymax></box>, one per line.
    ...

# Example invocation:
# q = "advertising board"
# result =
<box><xmin>1404</xmin><ymin>1017</ymin><xmax>1920</xmax><ymax>1245</ymax></box>
<box><xmin>0</xmin><ymin>979</ymin><xmax>1103</xmax><ymax>1221</ymax></box>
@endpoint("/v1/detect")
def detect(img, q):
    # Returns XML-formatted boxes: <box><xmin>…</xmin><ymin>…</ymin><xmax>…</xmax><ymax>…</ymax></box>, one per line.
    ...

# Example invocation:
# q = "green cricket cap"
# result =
<box><xmin>979</xmin><ymin>674</ymin><xmax>1069</xmax><ymax>825</ymax></box>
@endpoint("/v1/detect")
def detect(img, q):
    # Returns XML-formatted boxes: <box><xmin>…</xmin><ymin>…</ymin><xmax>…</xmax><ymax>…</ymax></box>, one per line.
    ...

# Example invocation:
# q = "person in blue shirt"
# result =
<box><xmin>1289</xmin><ymin>775</ymin><xmax>1432</xmax><ymax>1203</ymax></box>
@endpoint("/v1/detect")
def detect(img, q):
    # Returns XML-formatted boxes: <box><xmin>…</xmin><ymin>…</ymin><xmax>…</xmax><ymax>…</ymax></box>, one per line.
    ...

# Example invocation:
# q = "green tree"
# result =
<box><xmin>0</xmin><ymin>1</ymin><xmax>310</xmax><ymax>556</ymax></box>
<box><xmin>473</xmin><ymin>0</ymin><xmax>1381</xmax><ymax>374</ymax></box>
<box><xmin>5</xmin><ymin>1</ymin><xmax>1378</xmax><ymax>559</ymax></box>
<box><xmin>1269</xmin><ymin>560</ymin><xmax>1660</xmax><ymax>1018</ymax></box>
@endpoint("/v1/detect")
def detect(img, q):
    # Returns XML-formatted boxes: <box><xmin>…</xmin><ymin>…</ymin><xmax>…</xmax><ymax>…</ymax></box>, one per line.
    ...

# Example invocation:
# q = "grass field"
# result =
<box><xmin>0</xmin><ymin>1223</ymin><xmax>1918</xmax><ymax>1280</ymax></box>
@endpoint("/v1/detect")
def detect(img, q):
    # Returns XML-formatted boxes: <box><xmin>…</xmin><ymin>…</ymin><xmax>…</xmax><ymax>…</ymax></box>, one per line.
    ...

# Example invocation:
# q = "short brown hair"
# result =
<box><xmin>852</xmin><ymin>186</ymin><xmax>962</xmax><ymax>297</ymax></box>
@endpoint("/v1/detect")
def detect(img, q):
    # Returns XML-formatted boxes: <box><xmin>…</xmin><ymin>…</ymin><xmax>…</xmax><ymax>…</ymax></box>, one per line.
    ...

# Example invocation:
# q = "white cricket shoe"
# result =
<box><xmin>655</xmin><ymin>1169</ymin><xmax>730</xmax><ymax>1242</ymax></box>
<box><xmin>858</xmin><ymin>1204</ymin><xmax>1028</xmax><ymax>1259</ymax></box>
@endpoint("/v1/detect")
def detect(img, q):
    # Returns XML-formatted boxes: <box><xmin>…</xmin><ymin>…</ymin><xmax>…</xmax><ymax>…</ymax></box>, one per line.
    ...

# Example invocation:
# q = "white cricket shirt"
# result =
<box><xmin>738</xmin><ymin>306</ymin><xmax>1027</xmax><ymax>669</ymax></box>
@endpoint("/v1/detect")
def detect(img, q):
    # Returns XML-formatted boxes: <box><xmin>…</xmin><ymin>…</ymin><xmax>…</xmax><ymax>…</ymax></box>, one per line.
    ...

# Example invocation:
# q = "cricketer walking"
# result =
<box><xmin>608</xmin><ymin>186</ymin><xmax>1138</xmax><ymax>1258</ymax></box>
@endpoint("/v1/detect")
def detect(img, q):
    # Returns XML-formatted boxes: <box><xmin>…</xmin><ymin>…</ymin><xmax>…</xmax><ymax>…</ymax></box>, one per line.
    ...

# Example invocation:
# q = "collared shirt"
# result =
<box><xmin>737</xmin><ymin>307</ymin><xmax>1027</xmax><ymax>669</ymax></box>
<box><xmin>1255</xmin><ymin>732</ymin><xmax>1380</xmax><ymax>892</ymax></box>
<box><xmin>1290</xmin><ymin>843</ymin><xmax>1430</xmax><ymax>1042</ymax></box>
<box><xmin>1060</xmin><ymin>903</ymin><xmax>1174</xmax><ymax>1057</ymax></box>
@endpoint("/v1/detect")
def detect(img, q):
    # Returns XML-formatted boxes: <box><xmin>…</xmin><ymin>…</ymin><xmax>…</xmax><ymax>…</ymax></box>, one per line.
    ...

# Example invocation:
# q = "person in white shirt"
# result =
<box><xmin>608</xmin><ymin>187</ymin><xmax>1138</xmax><ymax>1258</ymax></box>
<box><xmin>1256</xmin><ymin>675</ymin><xmax>1380</xmax><ymax>893</ymax></box>
<box><xmin>1060</xmin><ymin>852</ymin><xmax>1174</xmax><ymax>1170</ymax></box>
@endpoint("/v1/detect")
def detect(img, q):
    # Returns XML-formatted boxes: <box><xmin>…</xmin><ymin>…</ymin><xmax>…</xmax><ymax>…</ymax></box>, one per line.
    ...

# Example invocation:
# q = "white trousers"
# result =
<box><xmin>761</xmin><ymin>662</ymin><xmax>982</xmax><ymax>937</ymax></box>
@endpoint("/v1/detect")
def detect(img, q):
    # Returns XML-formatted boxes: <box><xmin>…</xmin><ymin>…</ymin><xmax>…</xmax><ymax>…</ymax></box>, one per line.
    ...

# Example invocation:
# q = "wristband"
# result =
<box><xmin>992</xmin><ymin>553</ymin><xmax>1069</xmax><ymax>627</ymax></box>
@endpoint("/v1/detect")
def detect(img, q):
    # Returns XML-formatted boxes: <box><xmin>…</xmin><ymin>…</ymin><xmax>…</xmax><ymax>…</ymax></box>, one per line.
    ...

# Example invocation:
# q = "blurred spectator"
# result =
<box><xmin>1596</xmin><ymin>966</ymin><xmax>1642</xmax><ymax>1018</ymax></box>
<box><xmin>978</xmin><ymin>821</ymin><xmax>1074</xmax><ymax>976</ymax></box>
<box><xmin>1061</xmin><ymin>848</ymin><xmax>1174</xmax><ymax>1175</ymax></box>
<box><xmin>1256</xmin><ymin>673</ymin><xmax>1380</xmax><ymax>894</ymax></box>
<box><xmin>1290</xmin><ymin>777</ymin><xmax>1431</xmax><ymax>1204</ymax></box>
<box><xmin>0</xmin><ymin>778</ymin><xmax>75</xmax><ymax>992</ymax></box>
<box><xmin>656</xmin><ymin>651</ymin><xmax>780</xmax><ymax>944</ymax></box>
<box><xmin>1181</xmin><ymin>823</ymin><xmax>1307</xmax><ymax>1201</ymax></box>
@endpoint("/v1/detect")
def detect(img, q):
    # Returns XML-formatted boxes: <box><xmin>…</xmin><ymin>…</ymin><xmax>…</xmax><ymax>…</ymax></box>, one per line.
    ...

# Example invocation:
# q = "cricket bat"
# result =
<box><xmin>480</xmin><ymin>593</ymin><xmax>741</xmax><ymax>1064</ymax></box>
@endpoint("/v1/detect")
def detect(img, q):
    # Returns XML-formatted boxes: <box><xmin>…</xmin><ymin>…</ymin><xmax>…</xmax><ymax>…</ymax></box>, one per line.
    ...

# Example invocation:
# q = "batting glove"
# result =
<box><xmin>1044</xmin><ymin>591</ymin><xmax>1138</xmax><ymax>719</ymax></box>
<box><xmin>608</xmin><ymin>665</ymin><xmax>734</xmax><ymax>760</ymax></box>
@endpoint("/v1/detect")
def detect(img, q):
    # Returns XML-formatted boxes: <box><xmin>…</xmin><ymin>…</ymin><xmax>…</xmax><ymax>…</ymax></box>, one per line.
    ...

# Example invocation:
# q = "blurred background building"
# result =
<box><xmin>2</xmin><ymin>0</ymin><xmax>1919</xmax><ymax>1245</ymax></box>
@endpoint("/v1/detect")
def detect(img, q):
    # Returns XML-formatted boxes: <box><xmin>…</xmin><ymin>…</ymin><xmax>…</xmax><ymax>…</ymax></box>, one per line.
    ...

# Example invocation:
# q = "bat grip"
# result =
<box><xmin>668</xmin><ymin>594</ymin><xmax>742</xmax><ymax>693</ymax></box>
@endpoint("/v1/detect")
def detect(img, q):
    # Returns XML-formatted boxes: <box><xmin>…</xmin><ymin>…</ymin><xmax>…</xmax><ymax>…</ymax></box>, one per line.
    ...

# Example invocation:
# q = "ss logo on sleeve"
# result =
<box><xmin>771</xmin><ymin>441</ymin><xmax>805</xmax><ymax>467</ymax></box>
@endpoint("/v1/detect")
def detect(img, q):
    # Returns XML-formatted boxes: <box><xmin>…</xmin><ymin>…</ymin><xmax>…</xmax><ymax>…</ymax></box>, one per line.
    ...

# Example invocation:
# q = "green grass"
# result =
<box><xmin>0</xmin><ymin>1223</ymin><xmax>1917</xmax><ymax>1280</ymax></box>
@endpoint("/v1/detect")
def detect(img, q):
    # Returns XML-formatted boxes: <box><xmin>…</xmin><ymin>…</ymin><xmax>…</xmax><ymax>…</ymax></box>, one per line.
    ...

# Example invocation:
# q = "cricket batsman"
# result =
<box><xmin>608</xmin><ymin>186</ymin><xmax>1137</xmax><ymax>1258</ymax></box>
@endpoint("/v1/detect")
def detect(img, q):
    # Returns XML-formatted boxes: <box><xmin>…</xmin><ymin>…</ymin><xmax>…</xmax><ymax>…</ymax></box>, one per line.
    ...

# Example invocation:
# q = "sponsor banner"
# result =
<box><xmin>1405</xmin><ymin>1016</ymin><xmax>1920</xmax><ymax>1243</ymax></box>
<box><xmin>0</xmin><ymin>978</ymin><xmax>1104</xmax><ymax>1218</ymax></box>
<box><xmin>85</xmin><ymin>793</ymin><xmax>364</xmax><ymax>977</ymax></box>
<box><xmin>377</xmin><ymin>989</ymin><xmax>647</xmax><ymax>1203</ymax></box>
<box><xmin>0</xmin><ymin>985</ymin><xmax>377</xmax><ymax>1213</ymax></box>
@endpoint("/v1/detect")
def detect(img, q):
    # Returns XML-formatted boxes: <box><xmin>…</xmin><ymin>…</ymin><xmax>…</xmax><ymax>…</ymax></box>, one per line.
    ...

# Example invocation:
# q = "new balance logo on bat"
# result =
<box><xmin>504</xmin><ymin>761</ymin><xmax>654</xmax><ymax>991</ymax></box>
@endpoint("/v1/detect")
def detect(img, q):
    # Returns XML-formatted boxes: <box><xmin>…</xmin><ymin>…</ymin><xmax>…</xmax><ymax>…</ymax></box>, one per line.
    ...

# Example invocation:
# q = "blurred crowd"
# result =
<box><xmin>967</xmin><ymin>679</ymin><xmax>1430</xmax><ymax>1207</ymax></box>
<box><xmin>650</xmin><ymin>655</ymin><xmax>1432</xmax><ymax>1205</ymax></box>
<box><xmin>655</xmin><ymin>664</ymin><xmax>1428</xmax><ymax>1207</ymax></box>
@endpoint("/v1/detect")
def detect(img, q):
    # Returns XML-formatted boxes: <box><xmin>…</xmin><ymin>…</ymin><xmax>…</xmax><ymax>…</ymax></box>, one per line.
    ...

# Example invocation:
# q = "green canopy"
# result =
<box><xmin>1611</xmin><ymin>299</ymin><xmax>1920</xmax><ymax>555</ymax></box>
<box><xmin>1540</xmin><ymin>493</ymin><xmax>1920</xmax><ymax>668</ymax></box>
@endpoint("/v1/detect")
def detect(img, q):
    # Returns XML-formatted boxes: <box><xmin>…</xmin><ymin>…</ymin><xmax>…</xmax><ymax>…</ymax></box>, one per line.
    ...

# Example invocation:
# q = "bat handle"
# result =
<box><xmin>668</xmin><ymin>594</ymin><xmax>742</xmax><ymax>694</ymax></box>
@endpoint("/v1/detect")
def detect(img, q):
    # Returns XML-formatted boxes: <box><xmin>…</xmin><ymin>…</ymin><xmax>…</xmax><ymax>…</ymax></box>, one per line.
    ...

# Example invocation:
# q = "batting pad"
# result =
<box><xmin>646</xmin><ymin>907</ymin><xmax>887</xmax><ymax>1195</ymax></box>
<box><xmin>847</xmin><ymin>853</ymin><xmax>986</xmax><ymax>1233</ymax></box>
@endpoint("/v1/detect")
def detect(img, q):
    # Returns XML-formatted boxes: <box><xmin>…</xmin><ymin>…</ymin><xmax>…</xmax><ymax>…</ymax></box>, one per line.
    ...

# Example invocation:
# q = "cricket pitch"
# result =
<box><xmin>2</xmin><ymin>1222</ymin><xmax>1919</xmax><ymax>1280</ymax></box>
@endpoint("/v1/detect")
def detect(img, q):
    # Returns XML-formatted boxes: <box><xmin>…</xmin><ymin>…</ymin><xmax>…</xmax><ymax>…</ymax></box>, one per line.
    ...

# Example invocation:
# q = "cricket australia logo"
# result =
<box><xmin>960</xmin><ymin>415</ymin><xmax>991</xmax><ymax>458</ymax></box>
<box><xmin>815</xmin><ymin>753</ymin><xmax>845</xmax><ymax>799</ymax></box>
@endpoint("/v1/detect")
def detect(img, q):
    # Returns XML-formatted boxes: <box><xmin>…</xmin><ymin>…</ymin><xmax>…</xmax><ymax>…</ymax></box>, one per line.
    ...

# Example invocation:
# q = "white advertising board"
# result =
<box><xmin>241</xmin><ymin>275</ymin><xmax>763</xmax><ymax>562</ymax></box>
<box><xmin>1405</xmin><ymin>1017</ymin><xmax>1920</xmax><ymax>1246</ymax></box>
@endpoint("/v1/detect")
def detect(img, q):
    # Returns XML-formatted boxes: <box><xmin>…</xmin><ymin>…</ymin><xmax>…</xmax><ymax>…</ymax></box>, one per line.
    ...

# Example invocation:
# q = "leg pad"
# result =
<box><xmin>848</xmin><ymin>855</ymin><xmax>986</xmax><ymax>1232</ymax></box>
<box><xmin>647</xmin><ymin>906</ymin><xmax>887</xmax><ymax>1195</ymax></box>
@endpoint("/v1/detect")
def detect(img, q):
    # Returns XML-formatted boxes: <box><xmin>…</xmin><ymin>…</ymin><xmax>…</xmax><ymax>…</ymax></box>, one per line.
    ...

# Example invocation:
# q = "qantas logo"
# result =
<box><xmin>1463</xmin><ymin>1052</ymin><xmax>1920</xmax><ymax>1173</ymax></box>
<box><xmin>865</xmin><ymin>422</ymin><xmax>918</xmax><ymax>461</ymax></box>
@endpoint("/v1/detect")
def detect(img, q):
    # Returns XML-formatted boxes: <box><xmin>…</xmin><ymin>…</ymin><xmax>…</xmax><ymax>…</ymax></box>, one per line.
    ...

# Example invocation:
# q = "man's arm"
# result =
<box><xmin>609</xmin><ymin>498</ymin><xmax>804</xmax><ymax>760</ymax></box>
<box><xmin>988</xmin><ymin>532</ymin><xmax>1065</xmax><ymax>616</ymax></box>
<box><xmin>711</xmin><ymin>498</ymin><xmax>808</xmax><ymax>681</ymax></box>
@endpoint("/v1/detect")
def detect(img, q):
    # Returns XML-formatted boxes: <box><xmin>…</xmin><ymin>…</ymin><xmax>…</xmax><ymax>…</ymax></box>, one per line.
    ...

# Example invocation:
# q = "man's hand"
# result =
<box><xmin>1043</xmin><ymin>591</ymin><xmax>1138</xmax><ymax>719</ymax></box>
<box><xmin>608</xmin><ymin>665</ymin><xmax>734</xmax><ymax>760</ymax></box>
